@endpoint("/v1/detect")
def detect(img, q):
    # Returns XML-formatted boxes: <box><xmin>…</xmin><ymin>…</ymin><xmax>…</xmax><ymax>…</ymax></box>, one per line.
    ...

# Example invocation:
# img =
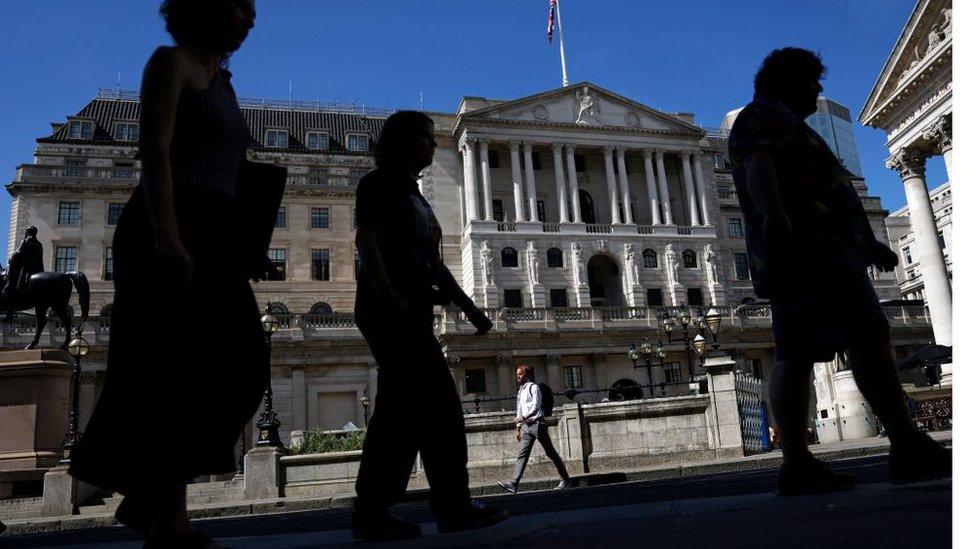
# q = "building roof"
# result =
<box><xmin>38</xmin><ymin>90</ymin><xmax>391</xmax><ymax>155</ymax></box>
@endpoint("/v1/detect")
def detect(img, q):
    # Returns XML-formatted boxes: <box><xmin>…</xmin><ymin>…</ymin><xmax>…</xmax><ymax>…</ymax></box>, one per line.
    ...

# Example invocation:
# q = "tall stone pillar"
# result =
<box><xmin>495</xmin><ymin>354</ymin><xmax>513</xmax><ymax>397</ymax></box>
<box><xmin>291</xmin><ymin>365</ymin><xmax>306</xmax><ymax>431</ymax></box>
<box><xmin>680</xmin><ymin>151</ymin><xmax>700</xmax><ymax>226</ymax></box>
<box><xmin>546</xmin><ymin>354</ymin><xmax>562</xmax><ymax>392</ymax></box>
<box><xmin>923</xmin><ymin>115</ymin><xmax>952</xmax><ymax>179</ymax></box>
<box><xmin>553</xmin><ymin>143</ymin><xmax>570</xmax><ymax>223</ymax></box>
<box><xmin>886</xmin><ymin>148</ymin><xmax>952</xmax><ymax>347</ymax></box>
<box><xmin>655</xmin><ymin>150</ymin><xmax>674</xmax><ymax>225</ymax></box>
<box><xmin>509</xmin><ymin>141</ymin><xmax>525</xmax><ymax>222</ymax></box>
<box><xmin>461</xmin><ymin>140</ymin><xmax>479</xmax><ymax>223</ymax></box>
<box><xmin>615</xmin><ymin>148</ymin><xmax>633</xmax><ymax>224</ymax></box>
<box><xmin>523</xmin><ymin>142</ymin><xmax>539</xmax><ymax>222</ymax></box>
<box><xmin>479</xmin><ymin>140</ymin><xmax>494</xmax><ymax>221</ymax></box>
<box><xmin>693</xmin><ymin>153</ymin><xmax>711</xmax><ymax>226</ymax></box>
<box><xmin>566</xmin><ymin>145</ymin><xmax>582</xmax><ymax>223</ymax></box>
<box><xmin>642</xmin><ymin>149</ymin><xmax>661</xmax><ymax>225</ymax></box>
<box><xmin>603</xmin><ymin>146</ymin><xmax>621</xmax><ymax>224</ymax></box>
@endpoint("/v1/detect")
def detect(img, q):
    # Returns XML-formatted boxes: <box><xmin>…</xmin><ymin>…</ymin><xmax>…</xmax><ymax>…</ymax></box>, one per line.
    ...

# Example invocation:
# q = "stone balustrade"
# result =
<box><xmin>17</xmin><ymin>165</ymin><xmax>140</xmax><ymax>182</ymax></box>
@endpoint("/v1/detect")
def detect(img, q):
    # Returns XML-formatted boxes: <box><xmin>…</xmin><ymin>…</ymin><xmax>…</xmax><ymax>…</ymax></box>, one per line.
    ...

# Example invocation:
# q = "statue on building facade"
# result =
<box><xmin>526</xmin><ymin>241</ymin><xmax>541</xmax><ymax>285</ymax></box>
<box><xmin>624</xmin><ymin>244</ymin><xmax>640</xmax><ymax>287</ymax></box>
<box><xmin>571</xmin><ymin>242</ymin><xmax>587</xmax><ymax>287</ymax></box>
<box><xmin>575</xmin><ymin>86</ymin><xmax>601</xmax><ymax>125</ymax></box>
<box><xmin>665</xmin><ymin>244</ymin><xmax>680</xmax><ymax>285</ymax></box>
<box><xmin>703</xmin><ymin>244</ymin><xmax>719</xmax><ymax>286</ymax></box>
<box><xmin>480</xmin><ymin>241</ymin><xmax>495</xmax><ymax>286</ymax></box>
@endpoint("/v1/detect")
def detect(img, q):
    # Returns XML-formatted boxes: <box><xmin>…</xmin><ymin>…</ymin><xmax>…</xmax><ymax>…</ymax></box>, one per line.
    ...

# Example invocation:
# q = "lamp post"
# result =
<box><xmin>255</xmin><ymin>304</ymin><xmax>283</xmax><ymax>448</ymax></box>
<box><xmin>628</xmin><ymin>338</ymin><xmax>667</xmax><ymax>396</ymax></box>
<box><xmin>359</xmin><ymin>389</ymin><xmax>370</xmax><ymax>428</ymax></box>
<box><xmin>60</xmin><ymin>336</ymin><xmax>90</xmax><ymax>465</ymax></box>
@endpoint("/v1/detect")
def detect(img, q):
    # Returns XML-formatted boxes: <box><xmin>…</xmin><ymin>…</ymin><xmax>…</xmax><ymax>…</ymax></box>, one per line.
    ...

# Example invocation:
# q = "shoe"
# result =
<box><xmin>497</xmin><ymin>481</ymin><xmax>518</xmax><ymax>494</ymax></box>
<box><xmin>436</xmin><ymin>499</ymin><xmax>508</xmax><ymax>533</ymax></box>
<box><xmin>890</xmin><ymin>434</ymin><xmax>951</xmax><ymax>484</ymax></box>
<box><xmin>776</xmin><ymin>456</ymin><xmax>858</xmax><ymax>496</ymax></box>
<box><xmin>555</xmin><ymin>478</ymin><xmax>573</xmax><ymax>490</ymax></box>
<box><xmin>115</xmin><ymin>495</ymin><xmax>152</xmax><ymax>538</ymax></box>
<box><xmin>351</xmin><ymin>509</ymin><xmax>422</xmax><ymax>542</ymax></box>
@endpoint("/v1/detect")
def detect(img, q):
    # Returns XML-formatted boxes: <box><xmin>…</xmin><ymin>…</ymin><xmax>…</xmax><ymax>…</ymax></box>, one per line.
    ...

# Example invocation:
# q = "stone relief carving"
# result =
<box><xmin>665</xmin><ymin>244</ymin><xmax>680</xmax><ymax>286</ymax></box>
<box><xmin>624</xmin><ymin>244</ymin><xmax>640</xmax><ymax>287</ymax></box>
<box><xmin>575</xmin><ymin>86</ymin><xmax>601</xmax><ymax>125</ymax></box>
<box><xmin>900</xmin><ymin>8</ymin><xmax>952</xmax><ymax>83</ymax></box>
<box><xmin>480</xmin><ymin>241</ymin><xmax>495</xmax><ymax>286</ymax></box>
<box><xmin>885</xmin><ymin>147</ymin><xmax>928</xmax><ymax>179</ymax></box>
<box><xmin>624</xmin><ymin>110</ymin><xmax>641</xmax><ymax>128</ymax></box>
<box><xmin>596</xmin><ymin>239</ymin><xmax>607</xmax><ymax>253</ymax></box>
<box><xmin>526</xmin><ymin>241</ymin><xmax>540</xmax><ymax>285</ymax></box>
<box><xmin>532</xmin><ymin>105</ymin><xmax>550</xmax><ymax>121</ymax></box>
<box><xmin>571</xmin><ymin>241</ymin><xmax>587</xmax><ymax>287</ymax></box>
<box><xmin>703</xmin><ymin>244</ymin><xmax>719</xmax><ymax>286</ymax></box>
<box><xmin>922</xmin><ymin>114</ymin><xmax>952</xmax><ymax>152</ymax></box>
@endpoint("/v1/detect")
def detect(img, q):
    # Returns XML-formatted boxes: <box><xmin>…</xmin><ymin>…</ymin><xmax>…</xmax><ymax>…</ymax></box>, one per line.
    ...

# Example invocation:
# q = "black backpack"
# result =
<box><xmin>537</xmin><ymin>383</ymin><xmax>555</xmax><ymax>417</ymax></box>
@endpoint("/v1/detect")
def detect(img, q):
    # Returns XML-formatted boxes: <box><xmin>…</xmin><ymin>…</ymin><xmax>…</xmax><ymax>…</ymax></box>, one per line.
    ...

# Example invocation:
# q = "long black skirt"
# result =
<box><xmin>70</xmin><ymin>184</ymin><xmax>268</xmax><ymax>494</ymax></box>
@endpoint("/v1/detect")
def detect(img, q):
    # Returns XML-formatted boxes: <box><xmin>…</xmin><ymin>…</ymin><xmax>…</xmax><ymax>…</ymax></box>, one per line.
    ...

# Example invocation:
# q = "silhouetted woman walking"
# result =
<box><xmin>70</xmin><ymin>2</ymin><xmax>266</xmax><ymax>546</ymax></box>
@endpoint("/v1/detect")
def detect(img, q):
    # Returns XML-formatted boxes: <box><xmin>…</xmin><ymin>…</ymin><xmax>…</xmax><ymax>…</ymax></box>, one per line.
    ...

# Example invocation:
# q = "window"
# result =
<box><xmin>501</xmin><ymin>247</ymin><xmax>518</xmax><ymax>267</ymax></box>
<box><xmin>346</xmin><ymin>133</ymin><xmax>369</xmax><ymax>152</ymax></box>
<box><xmin>58</xmin><ymin>202</ymin><xmax>80</xmax><ymax>226</ymax></box>
<box><xmin>309</xmin><ymin>169</ymin><xmax>329</xmax><ymax>185</ymax></box>
<box><xmin>103</xmin><ymin>247</ymin><xmax>114</xmax><ymax>281</ymax></box>
<box><xmin>902</xmin><ymin>247</ymin><xmax>913</xmax><ymax>265</ymax></box>
<box><xmin>687</xmin><ymin>288</ymin><xmax>704</xmax><ymax>306</ymax></box>
<box><xmin>503</xmin><ymin>289</ymin><xmax>523</xmax><ymax>308</ymax></box>
<box><xmin>682</xmin><ymin>249</ymin><xmax>698</xmax><ymax>269</ymax></box>
<box><xmin>68</xmin><ymin>120</ymin><xmax>93</xmax><ymax>140</ymax></box>
<box><xmin>310</xmin><ymin>207</ymin><xmax>330</xmax><ymax>229</ymax></box>
<box><xmin>55</xmin><ymin>246</ymin><xmax>77</xmax><ymax>273</ymax></box>
<box><xmin>734</xmin><ymin>252</ymin><xmax>750</xmax><ymax>281</ymax></box>
<box><xmin>564</xmin><ymin>365</ymin><xmax>583</xmax><ymax>389</ymax></box>
<box><xmin>642</xmin><ymin>249</ymin><xmax>658</xmax><ymax>268</ymax></box>
<box><xmin>547</xmin><ymin>247</ymin><xmax>563</xmax><ymax>268</ymax></box>
<box><xmin>664</xmin><ymin>362</ymin><xmax>682</xmax><ymax>383</ymax></box>
<box><xmin>713</xmin><ymin>154</ymin><xmax>725</xmax><ymax>169</ymax></box>
<box><xmin>492</xmin><ymin>199</ymin><xmax>504</xmax><ymax>222</ymax></box>
<box><xmin>938</xmin><ymin>231</ymin><xmax>946</xmax><ymax>250</ymax></box>
<box><xmin>265</xmin><ymin>130</ymin><xmax>288</xmax><ymax>148</ymax></box>
<box><xmin>537</xmin><ymin>201</ymin><xmax>547</xmax><ymax>222</ymax></box>
<box><xmin>107</xmin><ymin>203</ymin><xmax>125</xmax><ymax>225</ymax></box>
<box><xmin>728</xmin><ymin>218</ymin><xmax>743</xmax><ymax>238</ymax></box>
<box><xmin>65</xmin><ymin>159</ymin><xmax>86</xmax><ymax>177</ymax></box>
<box><xmin>646</xmin><ymin>288</ymin><xmax>663</xmax><ymax>306</ymax></box>
<box><xmin>275</xmin><ymin>206</ymin><xmax>286</xmax><ymax>228</ymax></box>
<box><xmin>307</xmin><ymin>132</ymin><xmax>329</xmax><ymax>150</ymax></box>
<box><xmin>464</xmin><ymin>368</ymin><xmax>487</xmax><ymax>394</ymax></box>
<box><xmin>311</xmin><ymin>249</ymin><xmax>330</xmax><ymax>281</ymax></box>
<box><xmin>310</xmin><ymin>302</ymin><xmax>333</xmax><ymax>315</ymax></box>
<box><xmin>574</xmin><ymin>154</ymin><xmax>587</xmax><ymax>172</ymax></box>
<box><xmin>267</xmin><ymin>249</ymin><xmax>287</xmax><ymax>280</ymax></box>
<box><xmin>487</xmin><ymin>150</ymin><xmax>499</xmax><ymax>168</ymax></box>
<box><xmin>114</xmin><ymin>122</ymin><xmax>138</xmax><ymax>142</ymax></box>
<box><xmin>531</xmin><ymin>151</ymin><xmax>541</xmax><ymax>170</ymax></box>
<box><xmin>550</xmin><ymin>288</ymin><xmax>568</xmax><ymax>307</ymax></box>
<box><xmin>113</xmin><ymin>162</ymin><xmax>134</xmax><ymax>179</ymax></box>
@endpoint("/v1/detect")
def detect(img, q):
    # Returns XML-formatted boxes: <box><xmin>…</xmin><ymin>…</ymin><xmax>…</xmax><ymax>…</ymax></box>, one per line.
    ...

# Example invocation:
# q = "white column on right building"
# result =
<box><xmin>680</xmin><ymin>151</ymin><xmax>700</xmax><ymax>226</ymax></box>
<box><xmin>566</xmin><ymin>145</ymin><xmax>582</xmax><ymax>223</ymax></box>
<box><xmin>509</xmin><ymin>141</ymin><xmax>525</xmax><ymax>222</ymax></box>
<box><xmin>552</xmin><ymin>143</ymin><xmax>569</xmax><ymax>223</ymax></box>
<box><xmin>886</xmin><ymin>148</ymin><xmax>952</xmax><ymax>346</ymax></box>
<box><xmin>616</xmin><ymin>147</ymin><xmax>633</xmax><ymax>224</ymax></box>
<box><xmin>642</xmin><ymin>149</ymin><xmax>661</xmax><ymax>225</ymax></box>
<box><xmin>693</xmin><ymin>152</ymin><xmax>711</xmax><ymax>226</ymax></box>
<box><xmin>655</xmin><ymin>150</ymin><xmax>673</xmax><ymax>225</ymax></box>
<box><xmin>603</xmin><ymin>146</ymin><xmax>621</xmax><ymax>224</ymax></box>
<box><xmin>523</xmin><ymin>142</ymin><xmax>539</xmax><ymax>222</ymax></box>
<box><xmin>461</xmin><ymin>139</ymin><xmax>480</xmax><ymax>223</ymax></box>
<box><xmin>479</xmin><ymin>140</ymin><xmax>493</xmax><ymax>221</ymax></box>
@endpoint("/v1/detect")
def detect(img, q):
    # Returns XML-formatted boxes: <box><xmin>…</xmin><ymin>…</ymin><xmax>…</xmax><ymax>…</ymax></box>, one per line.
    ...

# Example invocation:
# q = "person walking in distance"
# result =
<box><xmin>351</xmin><ymin>111</ymin><xmax>507</xmax><ymax>541</ymax></box>
<box><xmin>498</xmin><ymin>365</ymin><xmax>572</xmax><ymax>494</ymax></box>
<box><xmin>728</xmin><ymin>47</ymin><xmax>950</xmax><ymax>495</ymax></box>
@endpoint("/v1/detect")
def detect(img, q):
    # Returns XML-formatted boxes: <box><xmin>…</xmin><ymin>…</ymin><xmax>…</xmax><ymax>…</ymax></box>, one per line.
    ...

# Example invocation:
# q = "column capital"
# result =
<box><xmin>885</xmin><ymin>148</ymin><xmax>928</xmax><ymax>180</ymax></box>
<box><xmin>459</xmin><ymin>138</ymin><xmax>475</xmax><ymax>153</ymax></box>
<box><xmin>615</xmin><ymin>145</ymin><xmax>628</xmax><ymax>153</ymax></box>
<box><xmin>922</xmin><ymin>115</ymin><xmax>952</xmax><ymax>152</ymax></box>
<box><xmin>680</xmin><ymin>150</ymin><xmax>692</xmax><ymax>158</ymax></box>
<box><xmin>564</xmin><ymin>143</ymin><xmax>576</xmax><ymax>154</ymax></box>
<box><xmin>546</xmin><ymin>353</ymin><xmax>561</xmax><ymax>367</ymax></box>
<box><xmin>603</xmin><ymin>145</ymin><xmax>614</xmax><ymax>155</ymax></box>
<box><xmin>551</xmin><ymin>142</ymin><xmax>565</xmax><ymax>151</ymax></box>
<box><xmin>522</xmin><ymin>141</ymin><xmax>534</xmax><ymax>151</ymax></box>
<box><xmin>642</xmin><ymin>148</ymin><xmax>655</xmax><ymax>158</ymax></box>
<box><xmin>508</xmin><ymin>140</ymin><xmax>522</xmax><ymax>148</ymax></box>
<box><xmin>495</xmin><ymin>353</ymin><xmax>513</xmax><ymax>367</ymax></box>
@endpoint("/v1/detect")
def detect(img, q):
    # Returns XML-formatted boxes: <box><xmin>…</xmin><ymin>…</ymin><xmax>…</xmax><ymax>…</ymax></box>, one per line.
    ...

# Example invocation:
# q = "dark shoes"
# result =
<box><xmin>555</xmin><ymin>478</ymin><xmax>575</xmax><ymax>490</ymax></box>
<box><xmin>890</xmin><ymin>434</ymin><xmax>951</xmax><ymax>484</ymax></box>
<box><xmin>351</xmin><ymin>509</ymin><xmax>422</xmax><ymax>542</ymax></box>
<box><xmin>436</xmin><ymin>499</ymin><xmax>508</xmax><ymax>533</ymax></box>
<box><xmin>776</xmin><ymin>455</ymin><xmax>858</xmax><ymax>496</ymax></box>
<box><xmin>497</xmin><ymin>481</ymin><xmax>518</xmax><ymax>494</ymax></box>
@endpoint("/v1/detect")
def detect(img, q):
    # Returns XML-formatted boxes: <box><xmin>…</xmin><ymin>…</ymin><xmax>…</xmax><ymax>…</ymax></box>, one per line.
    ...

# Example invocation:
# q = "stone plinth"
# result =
<box><xmin>0</xmin><ymin>350</ymin><xmax>73</xmax><ymax>471</ymax></box>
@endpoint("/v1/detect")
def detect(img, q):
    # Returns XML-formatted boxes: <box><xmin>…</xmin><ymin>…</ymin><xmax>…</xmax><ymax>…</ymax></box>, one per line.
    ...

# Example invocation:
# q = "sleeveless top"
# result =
<box><xmin>167</xmin><ymin>68</ymin><xmax>251</xmax><ymax>198</ymax></box>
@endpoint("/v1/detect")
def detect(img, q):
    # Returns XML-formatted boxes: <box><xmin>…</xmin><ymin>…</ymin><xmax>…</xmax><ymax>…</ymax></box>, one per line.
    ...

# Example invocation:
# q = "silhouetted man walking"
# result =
<box><xmin>729</xmin><ymin>48</ymin><xmax>949</xmax><ymax>495</ymax></box>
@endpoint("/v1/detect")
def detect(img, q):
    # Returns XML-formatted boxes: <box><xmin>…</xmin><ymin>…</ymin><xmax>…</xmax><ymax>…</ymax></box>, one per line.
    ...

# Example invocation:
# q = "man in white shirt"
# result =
<box><xmin>497</xmin><ymin>365</ymin><xmax>571</xmax><ymax>494</ymax></box>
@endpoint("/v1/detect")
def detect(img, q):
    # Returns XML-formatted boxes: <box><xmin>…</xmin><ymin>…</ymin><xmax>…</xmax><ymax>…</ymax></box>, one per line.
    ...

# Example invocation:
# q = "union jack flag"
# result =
<box><xmin>547</xmin><ymin>0</ymin><xmax>558</xmax><ymax>43</ymax></box>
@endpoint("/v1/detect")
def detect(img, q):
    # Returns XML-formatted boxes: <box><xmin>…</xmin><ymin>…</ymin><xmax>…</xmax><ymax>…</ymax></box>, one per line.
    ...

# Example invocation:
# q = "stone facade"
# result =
<box><xmin>885</xmin><ymin>181</ymin><xmax>952</xmax><ymax>302</ymax></box>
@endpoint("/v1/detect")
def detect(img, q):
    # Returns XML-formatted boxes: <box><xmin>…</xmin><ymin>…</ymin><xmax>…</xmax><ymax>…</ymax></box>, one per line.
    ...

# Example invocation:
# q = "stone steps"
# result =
<box><xmin>75</xmin><ymin>479</ymin><xmax>246</xmax><ymax>516</ymax></box>
<box><xmin>0</xmin><ymin>496</ymin><xmax>42</xmax><ymax>520</ymax></box>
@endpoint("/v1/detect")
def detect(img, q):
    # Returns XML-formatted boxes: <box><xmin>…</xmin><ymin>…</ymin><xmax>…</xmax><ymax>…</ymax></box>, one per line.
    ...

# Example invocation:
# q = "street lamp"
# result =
<box><xmin>360</xmin><ymin>389</ymin><xmax>370</xmax><ymax>428</ymax></box>
<box><xmin>255</xmin><ymin>304</ymin><xmax>282</xmax><ymax>448</ymax></box>
<box><xmin>60</xmin><ymin>336</ymin><xmax>90</xmax><ymax>464</ymax></box>
<box><xmin>628</xmin><ymin>337</ymin><xmax>668</xmax><ymax>397</ymax></box>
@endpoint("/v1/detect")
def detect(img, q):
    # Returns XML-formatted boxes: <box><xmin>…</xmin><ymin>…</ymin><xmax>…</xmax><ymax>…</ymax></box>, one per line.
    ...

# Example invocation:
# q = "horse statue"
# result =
<box><xmin>0</xmin><ymin>269</ymin><xmax>90</xmax><ymax>350</ymax></box>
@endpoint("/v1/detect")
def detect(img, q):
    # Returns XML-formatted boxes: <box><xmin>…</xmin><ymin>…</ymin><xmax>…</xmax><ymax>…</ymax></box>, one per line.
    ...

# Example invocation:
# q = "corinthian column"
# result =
<box><xmin>655</xmin><ymin>150</ymin><xmax>673</xmax><ymax>224</ymax></box>
<box><xmin>479</xmin><ymin>140</ymin><xmax>493</xmax><ymax>221</ymax></box>
<box><xmin>461</xmin><ymin>140</ymin><xmax>479</xmax><ymax>223</ymax></box>
<box><xmin>552</xmin><ymin>143</ymin><xmax>569</xmax><ymax>223</ymax></box>
<box><xmin>923</xmin><ymin>115</ymin><xmax>952</xmax><ymax>179</ymax></box>
<box><xmin>680</xmin><ymin>151</ymin><xmax>700</xmax><ymax>226</ymax></box>
<box><xmin>886</xmin><ymin>148</ymin><xmax>952</xmax><ymax>346</ymax></box>
<box><xmin>616</xmin><ymin>147</ymin><xmax>633</xmax><ymax>224</ymax></box>
<box><xmin>603</xmin><ymin>146</ymin><xmax>620</xmax><ymax>224</ymax></box>
<box><xmin>566</xmin><ymin>145</ymin><xmax>582</xmax><ymax>223</ymax></box>
<box><xmin>693</xmin><ymin>153</ymin><xmax>711</xmax><ymax>225</ymax></box>
<box><xmin>642</xmin><ymin>150</ymin><xmax>661</xmax><ymax>225</ymax></box>
<box><xmin>509</xmin><ymin>141</ymin><xmax>525</xmax><ymax>222</ymax></box>
<box><xmin>523</xmin><ymin>142</ymin><xmax>539</xmax><ymax>222</ymax></box>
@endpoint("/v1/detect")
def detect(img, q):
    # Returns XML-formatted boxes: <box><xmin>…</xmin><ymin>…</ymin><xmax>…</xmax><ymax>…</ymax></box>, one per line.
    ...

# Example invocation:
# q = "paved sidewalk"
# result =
<box><xmin>1</xmin><ymin>430</ymin><xmax>951</xmax><ymax>536</ymax></box>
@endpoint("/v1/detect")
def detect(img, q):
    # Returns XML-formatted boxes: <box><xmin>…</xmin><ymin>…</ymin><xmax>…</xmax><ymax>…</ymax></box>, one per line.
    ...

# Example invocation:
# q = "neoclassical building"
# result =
<box><xmin>860</xmin><ymin>0</ymin><xmax>952</xmax><ymax>359</ymax></box>
<box><xmin>886</xmin><ymin>181</ymin><xmax>952</xmax><ymax>303</ymax></box>
<box><xmin>5</xmin><ymin>82</ymin><xmax>932</xmax><ymax>442</ymax></box>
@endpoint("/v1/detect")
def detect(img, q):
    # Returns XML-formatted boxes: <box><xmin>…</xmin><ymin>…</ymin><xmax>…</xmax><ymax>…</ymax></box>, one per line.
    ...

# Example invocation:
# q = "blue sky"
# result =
<box><xmin>0</xmin><ymin>0</ymin><xmax>947</xmax><ymax>260</ymax></box>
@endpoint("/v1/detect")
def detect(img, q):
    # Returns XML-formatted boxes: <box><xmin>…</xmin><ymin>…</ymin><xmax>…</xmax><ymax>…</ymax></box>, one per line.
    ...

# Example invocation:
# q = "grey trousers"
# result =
<box><xmin>510</xmin><ymin>420</ymin><xmax>570</xmax><ymax>486</ymax></box>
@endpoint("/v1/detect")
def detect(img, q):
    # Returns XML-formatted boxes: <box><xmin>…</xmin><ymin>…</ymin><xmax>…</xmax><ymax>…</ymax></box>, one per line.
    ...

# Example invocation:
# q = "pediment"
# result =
<box><xmin>860</xmin><ymin>0</ymin><xmax>952</xmax><ymax>125</ymax></box>
<box><xmin>460</xmin><ymin>82</ymin><xmax>702</xmax><ymax>135</ymax></box>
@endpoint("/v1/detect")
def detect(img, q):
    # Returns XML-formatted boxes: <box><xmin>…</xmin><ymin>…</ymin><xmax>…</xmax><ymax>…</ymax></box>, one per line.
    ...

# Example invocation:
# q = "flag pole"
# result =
<box><xmin>555</xmin><ymin>0</ymin><xmax>569</xmax><ymax>87</ymax></box>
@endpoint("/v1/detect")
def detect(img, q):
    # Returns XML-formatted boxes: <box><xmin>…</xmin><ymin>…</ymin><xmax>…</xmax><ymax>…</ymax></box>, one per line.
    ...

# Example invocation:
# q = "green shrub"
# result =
<box><xmin>291</xmin><ymin>428</ymin><xmax>366</xmax><ymax>455</ymax></box>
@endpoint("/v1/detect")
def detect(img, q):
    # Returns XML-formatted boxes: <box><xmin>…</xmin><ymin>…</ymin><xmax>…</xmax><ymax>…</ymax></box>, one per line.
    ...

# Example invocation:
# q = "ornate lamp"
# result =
<box><xmin>256</xmin><ymin>304</ymin><xmax>283</xmax><ymax>448</ymax></box>
<box><xmin>704</xmin><ymin>307</ymin><xmax>723</xmax><ymax>347</ymax></box>
<box><xmin>60</xmin><ymin>337</ymin><xmax>90</xmax><ymax>464</ymax></box>
<box><xmin>360</xmin><ymin>389</ymin><xmax>371</xmax><ymax>428</ymax></box>
<box><xmin>692</xmin><ymin>333</ymin><xmax>707</xmax><ymax>359</ymax></box>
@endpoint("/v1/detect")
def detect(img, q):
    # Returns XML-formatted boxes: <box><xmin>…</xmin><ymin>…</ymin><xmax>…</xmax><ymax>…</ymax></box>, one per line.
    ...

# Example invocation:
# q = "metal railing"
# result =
<box><xmin>585</xmin><ymin>224</ymin><xmax>613</xmax><ymax>234</ymax></box>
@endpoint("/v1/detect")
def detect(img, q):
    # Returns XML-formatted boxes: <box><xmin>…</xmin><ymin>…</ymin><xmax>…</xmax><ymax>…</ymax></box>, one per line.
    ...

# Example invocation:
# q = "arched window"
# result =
<box><xmin>310</xmin><ymin>302</ymin><xmax>333</xmax><ymax>315</ymax></box>
<box><xmin>268</xmin><ymin>302</ymin><xmax>289</xmax><ymax>315</ymax></box>
<box><xmin>501</xmin><ymin>247</ymin><xmax>519</xmax><ymax>267</ymax></box>
<box><xmin>642</xmin><ymin>249</ymin><xmax>658</xmax><ymax>269</ymax></box>
<box><xmin>682</xmin><ymin>249</ymin><xmax>698</xmax><ymax>269</ymax></box>
<box><xmin>547</xmin><ymin>247</ymin><xmax>563</xmax><ymax>268</ymax></box>
<box><xmin>99</xmin><ymin>303</ymin><xmax>113</xmax><ymax>317</ymax></box>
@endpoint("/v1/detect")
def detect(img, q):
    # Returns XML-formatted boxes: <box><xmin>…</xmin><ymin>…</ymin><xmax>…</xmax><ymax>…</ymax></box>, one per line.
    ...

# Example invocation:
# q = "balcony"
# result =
<box><xmin>469</xmin><ymin>219</ymin><xmax>717</xmax><ymax>238</ymax></box>
<box><xmin>16</xmin><ymin>164</ymin><xmax>141</xmax><ymax>183</ymax></box>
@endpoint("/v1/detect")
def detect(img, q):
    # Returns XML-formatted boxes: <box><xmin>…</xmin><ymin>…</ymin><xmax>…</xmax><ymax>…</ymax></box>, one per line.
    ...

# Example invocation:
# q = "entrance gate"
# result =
<box><xmin>734</xmin><ymin>371</ymin><xmax>770</xmax><ymax>454</ymax></box>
